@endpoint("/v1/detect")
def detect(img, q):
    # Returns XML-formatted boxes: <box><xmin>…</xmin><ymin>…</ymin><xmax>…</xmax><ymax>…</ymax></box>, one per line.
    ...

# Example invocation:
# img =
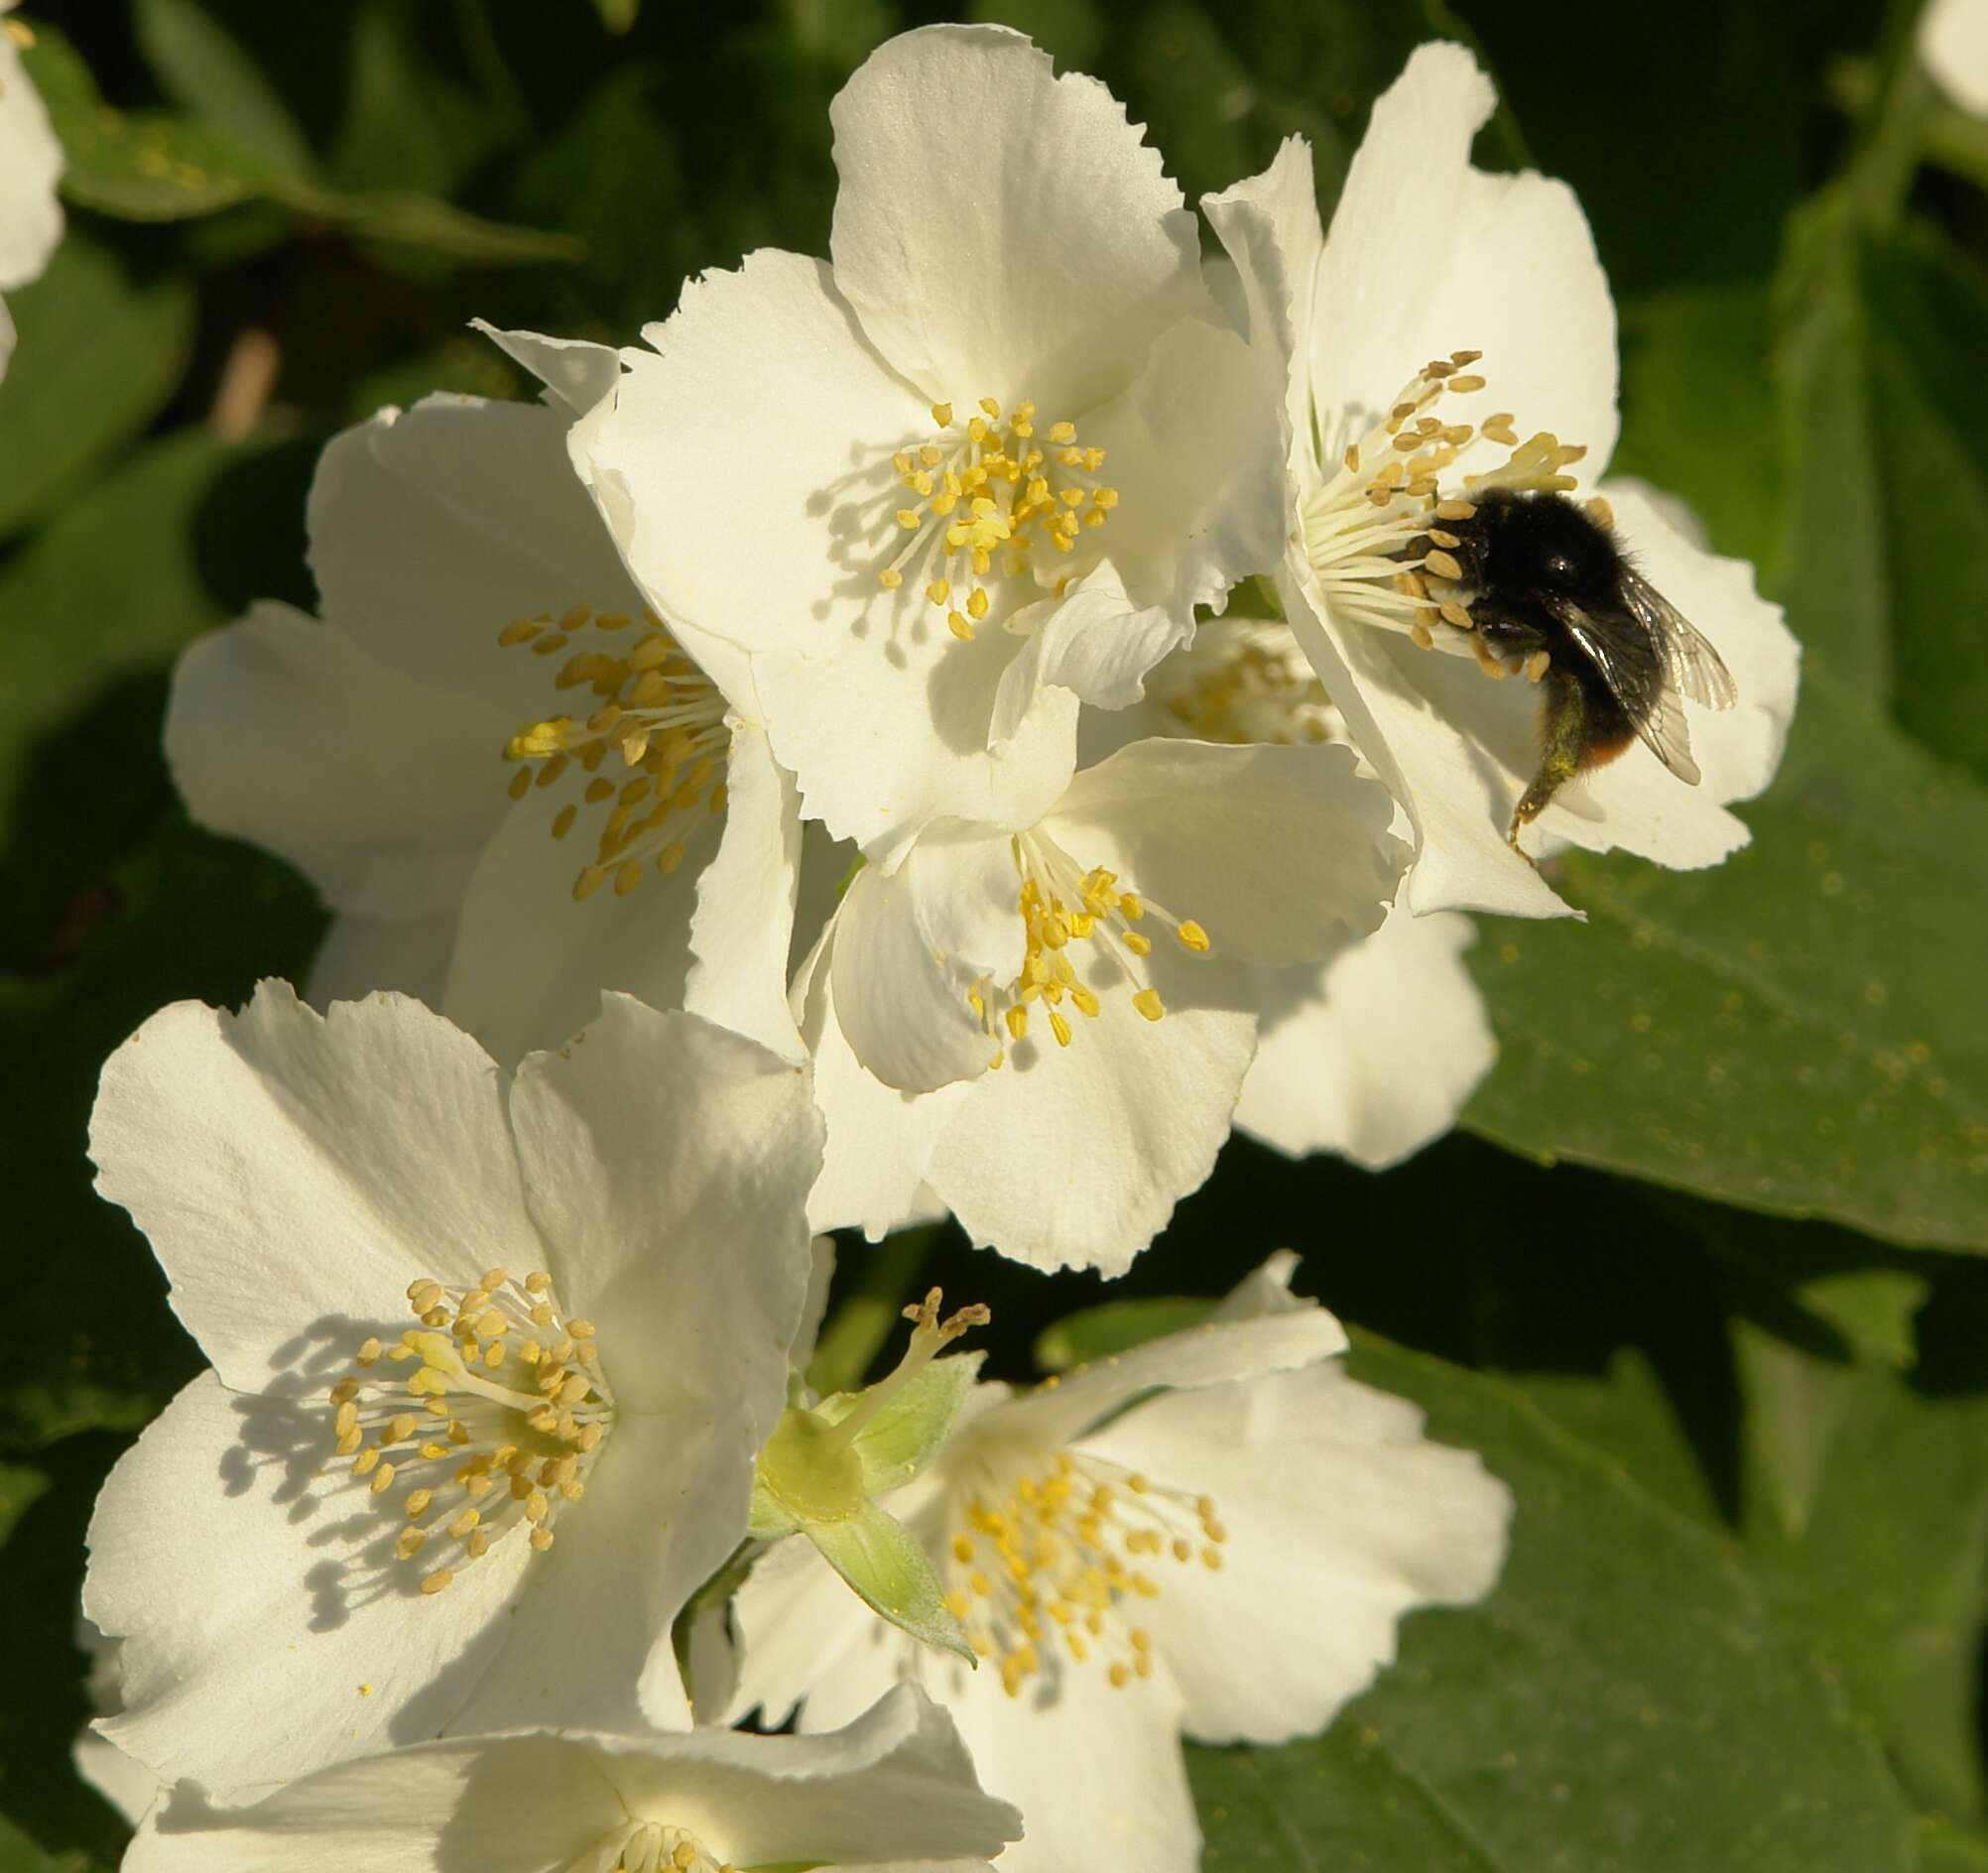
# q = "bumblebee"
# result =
<box><xmin>1439</xmin><ymin>488</ymin><xmax>1738</xmax><ymax>850</ymax></box>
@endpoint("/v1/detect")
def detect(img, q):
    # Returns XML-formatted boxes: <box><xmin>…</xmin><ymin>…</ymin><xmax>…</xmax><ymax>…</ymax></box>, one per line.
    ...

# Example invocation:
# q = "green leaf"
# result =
<box><xmin>1034</xmin><ymin>1297</ymin><xmax>1214</xmax><ymax>1374</ymax></box>
<box><xmin>133</xmin><ymin>0</ymin><xmax>315</xmax><ymax>174</ymax></box>
<box><xmin>1465</xmin><ymin>670</ymin><xmax>1988</xmax><ymax>1254</ymax></box>
<box><xmin>24</xmin><ymin>25</ymin><xmax>287</xmax><ymax>220</ymax></box>
<box><xmin>1852</xmin><ymin>230</ymin><xmax>1988</xmax><ymax>784</ymax></box>
<box><xmin>1189</xmin><ymin>1336</ymin><xmax>1919</xmax><ymax>1872</ymax></box>
<box><xmin>1614</xmin><ymin>281</ymin><xmax>1783</xmax><ymax>575</ymax></box>
<box><xmin>22</xmin><ymin>22</ymin><xmax>575</xmax><ymax>266</ymax></box>
<box><xmin>0</xmin><ymin>430</ymin><xmax>274</xmax><ymax>838</ymax></box>
<box><xmin>1731</xmin><ymin>1263</ymin><xmax>1988</xmax><ymax>1818</ymax></box>
<box><xmin>1920</xmin><ymin>1818</ymin><xmax>1988</xmax><ymax>1872</ymax></box>
<box><xmin>592</xmin><ymin>0</ymin><xmax>642</xmax><ymax>32</ymax></box>
<box><xmin>1772</xmin><ymin>210</ymin><xmax>1988</xmax><ymax>775</ymax></box>
<box><xmin>0</xmin><ymin>234</ymin><xmax>196</xmax><ymax>540</ymax></box>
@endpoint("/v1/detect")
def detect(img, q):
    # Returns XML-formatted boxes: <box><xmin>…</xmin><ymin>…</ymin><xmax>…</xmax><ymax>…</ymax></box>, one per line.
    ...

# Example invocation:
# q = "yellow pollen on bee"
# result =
<box><xmin>497</xmin><ymin>604</ymin><xmax>730</xmax><ymax>903</ymax></box>
<box><xmin>943</xmin><ymin>1453</ymin><xmax>1226</xmax><ymax>1698</ymax></box>
<box><xmin>871</xmin><ymin>392</ymin><xmax>1118</xmax><ymax>625</ymax></box>
<box><xmin>327</xmin><ymin>1270</ymin><xmax>614</xmax><ymax>1599</ymax></box>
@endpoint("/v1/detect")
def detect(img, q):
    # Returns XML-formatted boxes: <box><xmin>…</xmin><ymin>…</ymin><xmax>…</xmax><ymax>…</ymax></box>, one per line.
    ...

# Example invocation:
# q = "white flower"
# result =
<box><xmin>167</xmin><ymin>348</ymin><xmax>800</xmax><ymax>1068</ymax></box>
<box><xmin>581</xmin><ymin>24</ymin><xmax>1286</xmax><ymax>863</ymax></box>
<box><xmin>1206</xmin><ymin>44</ymin><xmax>1801</xmax><ymax>920</ymax></box>
<box><xmin>798</xmin><ymin>735</ymin><xmax>1404</xmax><ymax>1272</ymax></box>
<box><xmin>1923</xmin><ymin>0</ymin><xmax>1988</xmax><ymax>113</ymax></box>
<box><xmin>1127</xmin><ymin>617</ymin><xmax>1495</xmax><ymax>1169</ymax></box>
<box><xmin>82</xmin><ymin>984</ymin><xmax>822</xmax><ymax>1801</ymax></box>
<box><xmin>728</xmin><ymin>1257</ymin><xmax>1512</xmax><ymax>1873</ymax></box>
<box><xmin>123</xmin><ymin>1685</ymin><xmax>1018</xmax><ymax>1873</ymax></box>
<box><xmin>0</xmin><ymin>4</ymin><xmax>64</xmax><ymax>382</ymax></box>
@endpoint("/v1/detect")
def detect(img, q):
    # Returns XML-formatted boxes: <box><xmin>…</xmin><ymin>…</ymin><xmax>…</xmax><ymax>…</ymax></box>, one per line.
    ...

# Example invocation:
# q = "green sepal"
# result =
<box><xmin>802</xmin><ymin>1500</ymin><xmax>973</xmax><ymax>1663</ymax></box>
<box><xmin>816</xmin><ymin>1349</ymin><xmax>984</xmax><ymax>1497</ymax></box>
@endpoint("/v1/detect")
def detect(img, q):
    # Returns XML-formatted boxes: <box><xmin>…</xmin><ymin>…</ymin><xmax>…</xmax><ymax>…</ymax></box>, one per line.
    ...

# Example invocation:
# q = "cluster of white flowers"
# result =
<box><xmin>72</xmin><ymin>27</ymin><xmax>1800</xmax><ymax>1873</ymax></box>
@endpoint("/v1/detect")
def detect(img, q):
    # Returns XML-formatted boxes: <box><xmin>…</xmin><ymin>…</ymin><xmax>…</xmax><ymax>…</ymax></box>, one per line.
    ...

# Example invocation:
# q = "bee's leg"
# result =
<box><xmin>1508</xmin><ymin>669</ymin><xmax>1587</xmax><ymax>855</ymax></box>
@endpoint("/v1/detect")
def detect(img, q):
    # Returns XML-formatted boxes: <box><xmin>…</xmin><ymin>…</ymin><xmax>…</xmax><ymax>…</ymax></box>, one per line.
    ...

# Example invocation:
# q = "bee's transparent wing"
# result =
<box><xmin>1549</xmin><ymin>597</ymin><xmax>1704</xmax><ymax>787</ymax></box>
<box><xmin>1617</xmin><ymin>564</ymin><xmax>1739</xmax><ymax>712</ymax></box>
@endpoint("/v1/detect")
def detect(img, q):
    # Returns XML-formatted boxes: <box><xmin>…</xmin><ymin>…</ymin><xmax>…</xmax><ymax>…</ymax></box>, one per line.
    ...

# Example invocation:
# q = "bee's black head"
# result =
<box><xmin>1457</xmin><ymin>487</ymin><xmax>1624</xmax><ymax>610</ymax></box>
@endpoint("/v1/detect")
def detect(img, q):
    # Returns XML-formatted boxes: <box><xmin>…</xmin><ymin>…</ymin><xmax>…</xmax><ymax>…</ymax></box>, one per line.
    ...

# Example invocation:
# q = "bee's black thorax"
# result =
<box><xmin>1445</xmin><ymin>487</ymin><xmax>1656</xmax><ymax>758</ymax></box>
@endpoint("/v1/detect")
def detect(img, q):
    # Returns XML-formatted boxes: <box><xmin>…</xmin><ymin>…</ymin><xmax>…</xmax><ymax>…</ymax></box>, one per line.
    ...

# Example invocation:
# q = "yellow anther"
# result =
<box><xmin>927</xmin><ymin>578</ymin><xmax>951</xmax><ymax>606</ymax></box>
<box><xmin>420</xmin><ymin>1569</ymin><xmax>454</xmax><ymax>1596</ymax></box>
<box><xmin>1176</xmin><ymin>920</ymin><xmax>1210</xmax><ymax>952</ymax></box>
<box><xmin>878</xmin><ymin>567</ymin><xmax>903</xmax><ymax>590</ymax></box>
<box><xmin>1133</xmin><ymin>989</ymin><xmax>1165</xmax><ymax>1022</ymax></box>
<box><xmin>947</xmin><ymin>610</ymin><xmax>974</xmax><ymax>642</ymax></box>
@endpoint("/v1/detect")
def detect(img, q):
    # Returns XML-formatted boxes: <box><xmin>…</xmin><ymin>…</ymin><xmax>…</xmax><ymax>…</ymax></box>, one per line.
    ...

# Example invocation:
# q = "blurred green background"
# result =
<box><xmin>7</xmin><ymin>0</ymin><xmax>1988</xmax><ymax>1868</ymax></box>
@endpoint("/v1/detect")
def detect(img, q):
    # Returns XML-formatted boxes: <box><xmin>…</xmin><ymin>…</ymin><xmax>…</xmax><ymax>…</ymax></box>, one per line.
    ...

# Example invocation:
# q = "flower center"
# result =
<box><xmin>327</xmin><ymin>1268</ymin><xmax>614</xmax><ymax>1597</ymax></box>
<box><xmin>597</xmin><ymin>1823</ymin><xmax>735</xmax><ymax>1873</ymax></box>
<box><xmin>941</xmin><ymin>1450</ymin><xmax>1227</xmax><ymax>1698</ymax></box>
<box><xmin>873</xmin><ymin>397</ymin><xmax>1119</xmax><ymax>638</ymax></box>
<box><xmin>1299</xmin><ymin>348</ymin><xmax>1589</xmax><ymax>677</ymax></box>
<box><xmin>495</xmin><ymin>605</ymin><xmax>730</xmax><ymax>902</ymax></box>
<box><xmin>963</xmin><ymin>829</ymin><xmax>1209</xmax><ymax>1067</ymax></box>
<box><xmin>1153</xmin><ymin>619</ymin><xmax>1342</xmax><ymax>748</ymax></box>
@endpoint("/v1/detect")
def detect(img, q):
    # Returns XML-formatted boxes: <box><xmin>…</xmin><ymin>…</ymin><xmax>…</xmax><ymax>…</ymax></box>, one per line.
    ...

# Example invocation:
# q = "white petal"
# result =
<box><xmin>830</xmin><ymin>828</ymin><xmax>1021</xmax><ymax>1094</ymax></box>
<box><xmin>0</xmin><ymin>295</ymin><xmax>14</xmax><ymax>384</ymax></box>
<box><xmin>986</xmin><ymin>1291</ymin><xmax>1346</xmax><ymax>1451</ymax></box>
<box><xmin>796</xmin><ymin>932</ymin><xmax>974</xmax><ymax>1240</ymax></box>
<box><xmin>167</xmin><ymin>602</ymin><xmax>507</xmax><ymax>920</ymax></box>
<box><xmin>506</xmin><ymin>996</ymin><xmax>820</xmax><ymax>1430</ymax></box>
<box><xmin>473</xmin><ymin>321</ymin><xmax>622</xmax><ymax>426</ymax></box>
<box><xmin>1203</xmin><ymin>136</ymin><xmax>1324</xmax><ymax>444</ymax></box>
<box><xmin>1279</xmin><ymin>564</ymin><xmax>1573</xmax><ymax>918</ymax></box>
<box><xmin>437</xmin><ymin>783</ymin><xmax>699</xmax><ymax>1067</ymax></box>
<box><xmin>308</xmin><ymin>907</ymin><xmax>458</xmax><ymax>1010</ymax></box>
<box><xmin>1080</xmin><ymin>311</ymin><xmax>1289</xmax><ymax>624</ymax></box>
<box><xmin>308</xmin><ymin>396</ymin><xmax>643</xmax><ymax>708</ymax></box>
<box><xmin>1308</xmin><ymin>44</ymin><xmax>1617</xmax><ymax>476</ymax></box>
<box><xmin>439</xmin><ymin>1413</ymin><xmax>711</xmax><ymax>1736</ymax></box>
<box><xmin>925</xmin><ymin>968</ymin><xmax>1258</xmax><ymax>1275</ymax></box>
<box><xmin>73</xmin><ymin>1732</ymin><xmax>159</xmax><ymax>1829</ymax></box>
<box><xmin>1236</xmin><ymin>904</ymin><xmax>1494</xmax><ymax>1168</ymax></box>
<box><xmin>826</xmin><ymin>25</ymin><xmax>1201</xmax><ymax>415</ymax></box>
<box><xmin>684</xmin><ymin>722</ymin><xmax>806</xmax><ymax>1061</ymax></box>
<box><xmin>613</xmin><ymin>1684</ymin><xmax>1018</xmax><ymax>1870</ymax></box>
<box><xmin>125</xmin><ymin>1729</ymin><xmax>624</xmax><ymax>1873</ymax></box>
<box><xmin>85</xmin><ymin>1374</ymin><xmax>533</xmax><ymax>1802</ymax></box>
<box><xmin>88</xmin><ymin>984</ymin><xmax>541</xmax><ymax>1392</ymax></box>
<box><xmin>0</xmin><ymin>30</ymin><xmax>62</xmax><ymax>294</ymax></box>
<box><xmin>1081</xmin><ymin>1362</ymin><xmax>1513</xmax><ymax>1743</ymax></box>
<box><xmin>1923</xmin><ymin>0</ymin><xmax>1988</xmax><ymax>113</ymax></box>
<box><xmin>988</xmin><ymin>566</ymin><xmax>1184</xmax><ymax>746</ymax></box>
<box><xmin>916</xmin><ymin>1627</ymin><xmax>1197</xmax><ymax>1873</ymax></box>
<box><xmin>1046</xmin><ymin>737</ymin><xmax>1403</xmax><ymax>966</ymax></box>
<box><xmin>589</xmin><ymin>249</ymin><xmax>1079</xmax><ymax>856</ymax></box>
